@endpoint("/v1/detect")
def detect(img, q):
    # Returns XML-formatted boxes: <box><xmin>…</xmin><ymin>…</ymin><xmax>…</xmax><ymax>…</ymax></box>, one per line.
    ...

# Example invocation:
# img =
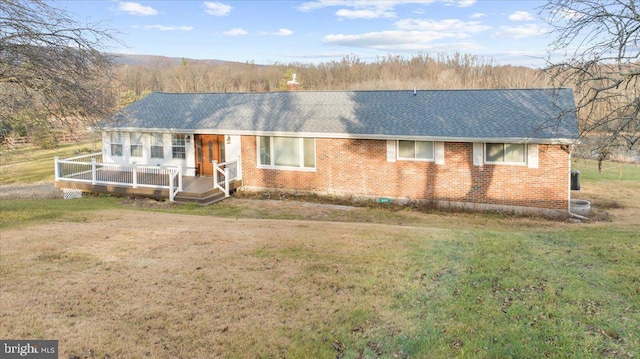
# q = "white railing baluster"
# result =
<box><xmin>178</xmin><ymin>164</ymin><xmax>183</xmax><ymax>191</ymax></box>
<box><xmin>91</xmin><ymin>158</ymin><xmax>97</xmax><ymax>185</ymax></box>
<box><xmin>132</xmin><ymin>162</ymin><xmax>138</xmax><ymax>188</ymax></box>
<box><xmin>54</xmin><ymin>156</ymin><xmax>60</xmax><ymax>180</ymax></box>
<box><xmin>224</xmin><ymin>166</ymin><xmax>230</xmax><ymax>197</ymax></box>
<box><xmin>213</xmin><ymin>160</ymin><xmax>219</xmax><ymax>190</ymax></box>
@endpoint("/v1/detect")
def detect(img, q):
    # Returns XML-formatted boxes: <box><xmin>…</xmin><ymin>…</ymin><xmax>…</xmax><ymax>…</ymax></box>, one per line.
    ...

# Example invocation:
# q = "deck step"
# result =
<box><xmin>174</xmin><ymin>189</ymin><xmax>227</xmax><ymax>205</ymax></box>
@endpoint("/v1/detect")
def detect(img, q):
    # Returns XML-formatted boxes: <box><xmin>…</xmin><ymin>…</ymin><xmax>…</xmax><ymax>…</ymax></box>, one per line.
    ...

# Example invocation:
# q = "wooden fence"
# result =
<box><xmin>1</xmin><ymin>133</ymin><xmax>98</xmax><ymax>147</ymax></box>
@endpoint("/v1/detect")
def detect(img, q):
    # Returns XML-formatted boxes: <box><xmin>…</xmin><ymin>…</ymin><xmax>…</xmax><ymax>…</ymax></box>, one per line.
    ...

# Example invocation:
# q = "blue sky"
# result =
<box><xmin>60</xmin><ymin>0</ymin><xmax>555</xmax><ymax>67</ymax></box>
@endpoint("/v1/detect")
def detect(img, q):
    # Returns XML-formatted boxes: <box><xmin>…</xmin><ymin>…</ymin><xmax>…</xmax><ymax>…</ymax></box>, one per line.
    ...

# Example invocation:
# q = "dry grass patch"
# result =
<box><xmin>1</xmin><ymin>210</ymin><xmax>434</xmax><ymax>358</ymax></box>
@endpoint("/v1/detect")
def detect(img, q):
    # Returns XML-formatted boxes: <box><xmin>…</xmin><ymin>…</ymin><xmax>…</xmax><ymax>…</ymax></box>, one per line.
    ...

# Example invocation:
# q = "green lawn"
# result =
<box><xmin>1</xmin><ymin>148</ymin><xmax>639</xmax><ymax>358</ymax></box>
<box><xmin>0</xmin><ymin>141</ymin><xmax>101</xmax><ymax>184</ymax></box>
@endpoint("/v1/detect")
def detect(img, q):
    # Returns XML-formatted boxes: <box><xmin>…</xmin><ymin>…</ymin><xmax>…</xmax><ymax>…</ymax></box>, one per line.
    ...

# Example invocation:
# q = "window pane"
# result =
<box><xmin>505</xmin><ymin>143</ymin><xmax>525</xmax><ymax>163</ymax></box>
<box><xmin>131</xmin><ymin>145</ymin><xmax>142</xmax><ymax>157</ymax></box>
<box><xmin>274</xmin><ymin>137</ymin><xmax>300</xmax><ymax>167</ymax></box>
<box><xmin>303</xmin><ymin>138</ymin><xmax>315</xmax><ymax>168</ymax></box>
<box><xmin>130</xmin><ymin>132</ymin><xmax>142</xmax><ymax>144</ymax></box>
<box><xmin>151</xmin><ymin>133</ymin><xmax>163</xmax><ymax>146</ymax></box>
<box><xmin>151</xmin><ymin>146</ymin><xmax>164</xmax><ymax>158</ymax></box>
<box><xmin>111</xmin><ymin>144</ymin><xmax>122</xmax><ymax>156</ymax></box>
<box><xmin>172</xmin><ymin>134</ymin><xmax>185</xmax><ymax>146</ymax></box>
<box><xmin>111</xmin><ymin>132</ymin><xmax>122</xmax><ymax>143</ymax></box>
<box><xmin>259</xmin><ymin>136</ymin><xmax>271</xmax><ymax>165</ymax></box>
<box><xmin>172</xmin><ymin>147</ymin><xmax>186</xmax><ymax>159</ymax></box>
<box><xmin>398</xmin><ymin>141</ymin><xmax>415</xmax><ymax>158</ymax></box>
<box><xmin>415</xmin><ymin>141</ymin><xmax>434</xmax><ymax>159</ymax></box>
<box><xmin>486</xmin><ymin>143</ymin><xmax>504</xmax><ymax>162</ymax></box>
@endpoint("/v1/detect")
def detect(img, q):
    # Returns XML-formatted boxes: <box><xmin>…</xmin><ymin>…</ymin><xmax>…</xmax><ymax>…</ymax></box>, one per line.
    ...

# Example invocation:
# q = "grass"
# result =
<box><xmin>1</xmin><ymin>150</ymin><xmax>639</xmax><ymax>358</ymax></box>
<box><xmin>0</xmin><ymin>140</ymin><xmax>101</xmax><ymax>184</ymax></box>
<box><xmin>0</xmin><ymin>197</ymin><xmax>122</xmax><ymax>229</ymax></box>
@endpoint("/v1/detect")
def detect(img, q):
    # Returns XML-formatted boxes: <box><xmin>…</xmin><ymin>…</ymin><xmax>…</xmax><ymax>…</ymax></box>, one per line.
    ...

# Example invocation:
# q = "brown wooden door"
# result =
<box><xmin>195</xmin><ymin>134</ymin><xmax>225</xmax><ymax>176</ymax></box>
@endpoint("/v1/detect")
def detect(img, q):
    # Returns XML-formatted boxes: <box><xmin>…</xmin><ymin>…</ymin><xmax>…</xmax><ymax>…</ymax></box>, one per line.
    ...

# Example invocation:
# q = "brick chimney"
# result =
<box><xmin>286</xmin><ymin>73</ymin><xmax>300</xmax><ymax>91</ymax></box>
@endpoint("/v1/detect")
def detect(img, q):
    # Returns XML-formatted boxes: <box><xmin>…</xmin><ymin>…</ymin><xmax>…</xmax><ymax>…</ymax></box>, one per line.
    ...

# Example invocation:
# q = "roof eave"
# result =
<box><xmin>101</xmin><ymin>127</ymin><xmax>579</xmax><ymax>144</ymax></box>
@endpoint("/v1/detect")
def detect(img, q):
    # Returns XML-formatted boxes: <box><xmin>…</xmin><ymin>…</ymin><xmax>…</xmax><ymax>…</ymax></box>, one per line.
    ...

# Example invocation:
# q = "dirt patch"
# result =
<box><xmin>0</xmin><ymin>181</ymin><xmax>62</xmax><ymax>200</ymax></box>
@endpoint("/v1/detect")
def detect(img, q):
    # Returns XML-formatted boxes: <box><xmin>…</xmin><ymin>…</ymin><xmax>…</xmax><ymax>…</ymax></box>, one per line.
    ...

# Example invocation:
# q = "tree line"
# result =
<box><xmin>113</xmin><ymin>53</ymin><xmax>547</xmax><ymax>101</ymax></box>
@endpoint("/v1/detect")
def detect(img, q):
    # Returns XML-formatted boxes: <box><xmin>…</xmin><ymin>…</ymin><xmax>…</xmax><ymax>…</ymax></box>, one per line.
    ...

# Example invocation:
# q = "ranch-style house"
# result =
<box><xmin>54</xmin><ymin>84</ymin><xmax>580</xmax><ymax>215</ymax></box>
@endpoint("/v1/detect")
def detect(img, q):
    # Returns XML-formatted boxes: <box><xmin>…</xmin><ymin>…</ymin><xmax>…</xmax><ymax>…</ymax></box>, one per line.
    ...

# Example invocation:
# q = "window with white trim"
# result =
<box><xmin>397</xmin><ymin>140</ymin><xmax>434</xmax><ymax>161</ymax></box>
<box><xmin>485</xmin><ymin>143</ymin><xmax>526</xmax><ymax>164</ymax></box>
<box><xmin>258</xmin><ymin>136</ymin><xmax>315</xmax><ymax>169</ymax></box>
<box><xmin>110</xmin><ymin>132</ymin><xmax>123</xmax><ymax>156</ymax></box>
<box><xmin>150</xmin><ymin>133</ymin><xmax>164</xmax><ymax>159</ymax></box>
<box><xmin>172</xmin><ymin>134</ymin><xmax>186</xmax><ymax>159</ymax></box>
<box><xmin>130</xmin><ymin>132</ymin><xmax>143</xmax><ymax>157</ymax></box>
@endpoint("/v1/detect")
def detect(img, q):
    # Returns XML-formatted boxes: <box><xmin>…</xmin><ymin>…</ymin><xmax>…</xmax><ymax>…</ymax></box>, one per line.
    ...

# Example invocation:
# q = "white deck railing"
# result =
<box><xmin>54</xmin><ymin>153</ymin><xmax>188</xmax><ymax>202</ymax></box>
<box><xmin>213</xmin><ymin>156</ymin><xmax>242</xmax><ymax>197</ymax></box>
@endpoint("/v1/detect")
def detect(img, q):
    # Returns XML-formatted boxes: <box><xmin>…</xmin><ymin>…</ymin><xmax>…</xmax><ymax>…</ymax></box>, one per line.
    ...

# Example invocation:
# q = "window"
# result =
<box><xmin>485</xmin><ymin>143</ymin><xmax>526</xmax><ymax>164</ymax></box>
<box><xmin>172</xmin><ymin>134</ymin><xmax>186</xmax><ymax>159</ymax></box>
<box><xmin>258</xmin><ymin>136</ymin><xmax>315</xmax><ymax>169</ymax></box>
<box><xmin>110</xmin><ymin>132</ymin><xmax>123</xmax><ymax>156</ymax></box>
<box><xmin>398</xmin><ymin>140</ymin><xmax>434</xmax><ymax>160</ymax></box>
<box><xmin>151</xmin><ymin>133</ymin><xmax>164</xmax><ymax>159</ymax></box>
<box><xmin>130</xmin><ymin>132</ymin><xmax>143</xmax><ymax>157</ymax></box>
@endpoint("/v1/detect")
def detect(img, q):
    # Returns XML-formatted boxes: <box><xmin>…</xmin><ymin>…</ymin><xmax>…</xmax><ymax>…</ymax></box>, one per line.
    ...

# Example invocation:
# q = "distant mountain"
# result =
<box><xmin>111</xmin><ymin>54</ymin><xmax>239</xmax><ymax>66</ymax></box>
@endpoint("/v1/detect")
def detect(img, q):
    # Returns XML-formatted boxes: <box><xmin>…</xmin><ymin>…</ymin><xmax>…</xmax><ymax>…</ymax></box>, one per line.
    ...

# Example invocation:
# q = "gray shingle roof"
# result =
<box><xmin>107</xmin><ymin>89</ymin><xmax>579</xmax><ymax>143</ymax></box>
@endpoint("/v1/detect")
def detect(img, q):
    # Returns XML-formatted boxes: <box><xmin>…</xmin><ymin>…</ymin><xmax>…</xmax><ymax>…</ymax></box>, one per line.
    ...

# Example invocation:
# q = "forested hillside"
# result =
<box><xmin>113</xmin><ymin>53</ymin><xmax>547</xmax><ymax>100</ymax></box>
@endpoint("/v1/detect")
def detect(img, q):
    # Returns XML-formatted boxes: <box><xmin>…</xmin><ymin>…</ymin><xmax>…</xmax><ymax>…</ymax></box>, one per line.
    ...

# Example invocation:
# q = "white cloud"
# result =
<box><xmin>509</xmin><ymin>11</ymin><xmax>534</xmax><ymax>21</ymax></box>
<box><xmin>324</xmin><ymin>30</ymin><xmax>460</xmax><ymax>51</ymax></box>
<box><xmin>204</xmin><ymin>1</ymin><xmax>232</xmax><ymax>16</ymax></box>
<box><xmin>396</xmin><ymin>18</ymin><xmax>490</xmax><ymax>33</ymax></box>
<box><xmin>272</xmin><ymin>29</ymin><xmax>294</xmax><ymax>36</ymax></box>
<box><xmin>297</xmin><ymin>0</ymin><xmax>437</xmax><ymax>17</ymax></box>
<box><xmin>223</xmin><ymin>28</ymin><xmax>248</xmax><ymax>36</ymax></box>
<box><xmin>456</xmin><ymin>0</ymin><xmax>476</xmax><ymax>7</ymax></box>
<box><xmin>336</xmin><ymin>8</ymin><xmax>396</xmax><ymax>19</ymax></box>
<box><xmin>470</xmin><ymin>12</ymin><xmax>485</xmax><ymax>19</ymax></box>
<box><xmin>118</xmin><ymin>2</ymin><xmax>158</xmax><ymax>16</ymax></box>
<box><xmin>444</xmin><ymin>0</ymin><xmax>476</xmax><ymax>7</ymax></box>
<box><xmin>493</xmin><ymin>24</ymin><xmax>545</xmax><ymax>39</ymax></box>
<box><xmin>324</xmin><ymin>30</ymin><xmax>484</xmax><ymax>52</ymax></box>
<box><xmin>135</xmin><ymin>25</ymin><xmax>193</xmax><ymax>31</ymax></box>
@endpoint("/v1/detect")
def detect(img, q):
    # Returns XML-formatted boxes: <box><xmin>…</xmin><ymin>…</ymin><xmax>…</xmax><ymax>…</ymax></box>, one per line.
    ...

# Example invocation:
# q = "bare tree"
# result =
<box><xmin>541</xmin><ymin>0</ymin><xmax>640</xmax><ymax>168</ymax></box>
<box><xmin>0</xmin><ymin>0</ymin><xmax>119</xmax><ymax>146</ymax></box>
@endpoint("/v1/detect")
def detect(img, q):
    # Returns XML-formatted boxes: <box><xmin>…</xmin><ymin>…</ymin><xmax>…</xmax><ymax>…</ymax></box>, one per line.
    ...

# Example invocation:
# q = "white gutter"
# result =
<box><xmin>102</xmin><ymin>127</ymin><xmax>579</xmax><ymax>145</ymax></box>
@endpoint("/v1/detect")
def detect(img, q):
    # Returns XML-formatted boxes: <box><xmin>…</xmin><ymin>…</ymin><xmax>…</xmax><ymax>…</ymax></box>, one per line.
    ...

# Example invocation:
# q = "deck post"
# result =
<box><xmin>236</xmin><ymin>155</ymin><xmax>242</xmax><ymax>180</ymax></box>
<box><xmin>224</xmin><ymin>167</ymin><xmax>230</xmax><ymax>197</ymax></box>
<box><xmin>213</xmin><ymin>160</ymin><xmax>218</xmax><ymax>189</ymax></box>
<box><xmin>132</xmin><ymin>162</ymin><xmax>138</xmax><ymax>188</ymax></box>
<box><xmin>91</xmin><ymin>158</ymin><xmax>97</xmax><ymax>185</ymax></box>
<box><xmin>178</xmin><ymin>164</ymin><xmax>183</xmax><ymax>191</ymax></box>
<box><xmin>54</xmin><ymin>156</ymin><xmax>60</xmax><ymax>180</ymax></box>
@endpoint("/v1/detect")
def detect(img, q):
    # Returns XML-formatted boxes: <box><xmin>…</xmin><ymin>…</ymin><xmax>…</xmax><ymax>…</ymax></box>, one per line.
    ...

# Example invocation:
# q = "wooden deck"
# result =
<box><xmin>54</xmin><ymin>175</ymin><xmax>242</xmax><ymax>205</ymax></box>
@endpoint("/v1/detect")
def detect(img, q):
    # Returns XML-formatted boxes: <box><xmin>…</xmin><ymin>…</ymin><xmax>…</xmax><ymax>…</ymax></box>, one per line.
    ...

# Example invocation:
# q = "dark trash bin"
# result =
<box><xmin>571</xmin><ymin>169</ymin><xmax>580</xmax><ymax>191</ymax></box>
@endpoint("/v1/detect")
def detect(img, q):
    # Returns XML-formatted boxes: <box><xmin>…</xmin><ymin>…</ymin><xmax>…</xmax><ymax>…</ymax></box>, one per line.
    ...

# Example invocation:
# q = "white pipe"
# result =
<box><xmin>569</xmin><ymin>211</ymin><xmax>589</xmax><ymax>220</ymax></box>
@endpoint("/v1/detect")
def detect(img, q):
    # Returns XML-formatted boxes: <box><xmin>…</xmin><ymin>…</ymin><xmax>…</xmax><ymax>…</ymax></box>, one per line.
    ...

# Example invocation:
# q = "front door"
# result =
<box><xmin>195</xmin><ymin>134</ymin><xmax>225</xmax><ymax>176</ymax></box>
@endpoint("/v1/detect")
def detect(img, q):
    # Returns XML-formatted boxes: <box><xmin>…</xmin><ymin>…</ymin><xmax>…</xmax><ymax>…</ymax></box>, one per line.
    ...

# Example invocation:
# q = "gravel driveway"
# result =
<box><xmin>0</xmin><ymin>182</ymin><xmax>63</xmax><ymax>200</ymax></box>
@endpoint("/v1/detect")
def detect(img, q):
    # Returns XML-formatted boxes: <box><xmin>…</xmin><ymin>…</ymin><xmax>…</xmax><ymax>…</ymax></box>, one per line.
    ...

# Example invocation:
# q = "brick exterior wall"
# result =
<box><xmin>241</xmin><ymin>136</ymin><xmax>570</xmax><ymax>211</ymax></box>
